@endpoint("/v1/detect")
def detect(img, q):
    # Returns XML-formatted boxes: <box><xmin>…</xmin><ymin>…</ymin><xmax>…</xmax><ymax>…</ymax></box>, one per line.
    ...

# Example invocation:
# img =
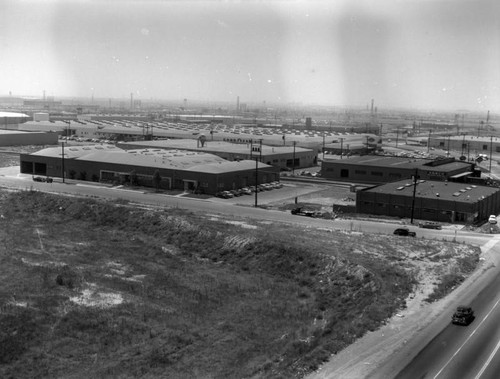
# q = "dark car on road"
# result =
<box><xmin>393</xmin><ymin>228</ymin><xmax>416</xmax><ymax>237</ymax></box>
<box><xmin>452</xmin><ymin>306</ymin><xmax>474</xmax><ymax>325</ymax></box>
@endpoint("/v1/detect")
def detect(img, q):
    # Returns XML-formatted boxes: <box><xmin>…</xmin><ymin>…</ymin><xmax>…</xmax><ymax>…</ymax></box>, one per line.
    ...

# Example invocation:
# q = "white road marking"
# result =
<box><xmin>474</xmin><ymin>337</ymin><xmax>500</xmax><ymax>379</ymax></box>
<box><xmin>434</xmin><ymin>297</ymin><xmax>500</xmax><ymax>378</ymax></box>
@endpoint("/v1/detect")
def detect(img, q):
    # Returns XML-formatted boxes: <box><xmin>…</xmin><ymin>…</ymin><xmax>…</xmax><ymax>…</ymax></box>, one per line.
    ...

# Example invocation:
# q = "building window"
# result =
<box><xmin>483</xmin><ymin>145</ymin><xmax>488</xmax><ymax>150</ymax></box>
<box><xmin>371</xmin><ymin>171</ymin><xmax>383</xmax><ymax>176</ymax></box>
<box><xmin>355</xmin><ymin>170</ymin><xmax>366</xmax><ymax>175</ymax></box>
<box><xmin>439</xmin><ymin>142</ymin><xmax>445</xmax><ymax>147</ymax></box>
<box><xmin>389</xmin><ymin>173</ymin><xmax>402</xmax><ymax>179</ymax></box>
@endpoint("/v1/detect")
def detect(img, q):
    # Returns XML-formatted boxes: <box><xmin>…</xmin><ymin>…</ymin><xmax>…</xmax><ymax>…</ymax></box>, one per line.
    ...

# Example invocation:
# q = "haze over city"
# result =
<box><xmin>2</xmin><ymin>0</ymin><xmax>499</xmax><ymax>112</ymax></box>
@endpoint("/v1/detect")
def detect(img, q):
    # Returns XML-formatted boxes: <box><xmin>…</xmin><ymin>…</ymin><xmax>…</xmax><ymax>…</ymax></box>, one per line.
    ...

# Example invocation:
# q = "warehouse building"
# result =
<box><xmin>19</xmin><ymin>146</ymin><xmax>279</xmax><ymax>194</ymax></box>
<box><xmin>116</xmin><ymin>139</ymin><xmax>316</xmax><ymax>170</ymax></box>
<box><xmin>321</xmin><ymin>156</ymin><xmax>477</xmax><ymax>184</ymax></box>
<box><xmin>356</xmin><ymin>179</ymin><xmax>500</xmax><ymax>224</ymax></box>
<box><xmin>429</xmin><ymin>135</ymin><xmax>500</xmax><ymax>158</ymax></box>
<box><xmin>0</xmin><ymin>130</ymin><xmax>58</xmax><ymax>146</ymax></box>
<box><xmin>1</xmin><ymin>111</ymin><xmax>29</xmax><ymax>128</ymax></box>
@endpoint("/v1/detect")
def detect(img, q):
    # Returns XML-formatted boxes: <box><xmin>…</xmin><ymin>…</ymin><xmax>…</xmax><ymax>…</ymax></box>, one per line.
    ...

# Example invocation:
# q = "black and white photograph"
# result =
<box><xmin>1</xmin><ymin>0</ymin><xmax>500</xmax><ymax>378</ymax></box>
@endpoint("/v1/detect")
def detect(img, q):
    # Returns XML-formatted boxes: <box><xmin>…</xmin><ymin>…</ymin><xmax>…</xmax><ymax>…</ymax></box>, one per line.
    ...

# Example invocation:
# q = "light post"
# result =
<box><xmin>340</xmin><ymin>137</ymin><xmax>344</xmax><ymax>159</ymax></box>
<box><xmin>292</xmin><ymin>141</ymin><xmax>296</xmax><ymax>175</ymax></box>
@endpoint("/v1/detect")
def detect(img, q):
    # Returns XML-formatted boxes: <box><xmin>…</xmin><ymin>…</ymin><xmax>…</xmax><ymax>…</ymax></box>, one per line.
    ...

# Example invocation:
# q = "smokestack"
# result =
<box><xmin>43</xmin><ymin>90</ymin><xmax>46</xmax><ymax>101</ymax></box>
<box><xmin>371</xmin><ymin>99</ymin><xmax>374</xmax><ymax>115</ymax></box>
<box><xmin>237</xmin><ymin>96</ymin><xmax>240</xmax><ymax>112</ymax></box>
<box><xmin>130</xmin><ymin>93</ymin><xmax>133</xmax><ymax>109</ymax></box>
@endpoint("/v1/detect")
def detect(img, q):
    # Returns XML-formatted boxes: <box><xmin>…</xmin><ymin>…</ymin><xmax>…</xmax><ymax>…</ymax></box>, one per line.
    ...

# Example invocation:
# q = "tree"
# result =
<box><xmin>153</xmin><ymin>170</ymin><xmax>161</xmax><ymax>192</ymax></box>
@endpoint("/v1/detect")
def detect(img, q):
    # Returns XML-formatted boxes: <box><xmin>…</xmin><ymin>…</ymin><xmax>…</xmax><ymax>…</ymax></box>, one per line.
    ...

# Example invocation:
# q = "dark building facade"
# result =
<box><xmin>321</xmin><ymin>156</ymin><xmax>476</xmax><ymax>184</ymax></box>
<box><xmin>20</xmin><ymin>146</ymin><xmax>279</xmax><ymax>195</ymax></box>
<box><xmin>356</xmin><ymin>179</ymin><xmax>500</xmax><ymax>224</ymax></box>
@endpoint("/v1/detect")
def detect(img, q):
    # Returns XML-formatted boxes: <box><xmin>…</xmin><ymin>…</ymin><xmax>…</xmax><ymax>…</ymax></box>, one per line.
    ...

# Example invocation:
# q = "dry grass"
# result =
<box><xmin>0</xmin><ymin>189</ymin><xmax>480</xmax><ymax>378</ymax></box>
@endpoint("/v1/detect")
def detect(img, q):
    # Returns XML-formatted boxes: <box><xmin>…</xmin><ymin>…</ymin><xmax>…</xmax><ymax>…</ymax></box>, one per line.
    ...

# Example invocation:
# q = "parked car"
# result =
<box><xmin>393</xmin><ymin>228</ymin><xmax>416</xmax><ymax>237</ymax></box>
<box><xmin>418</xmin><ymin>221</ymin><xmax>442</xmax><ymax>230</ymax></box>
<box><xmin>229</xmin><ymin>189</ymin><xmax>241</xmax><ymax>197</ymax></box>
<box><xmin>240</xmin><ymin>187</ymin><xmax>252</xmax><ymax>195</ymax></box>
<box><xmin>32</xmin><ymin>176</ymin><xmax>53</xmax><ymax>183</ymax></box>
<box><xmin>489</xmin><ymin>215</ymin><xmax>497</xmax><ymax>224</ymax></box>
<box><xmin>452</xmin><ymin>306</ymin><xmax>474</xmax><ymax>325</ymax></box>
<box><xmin>216</xmin><ymin>191</ymin><xmax>234</xmax><ymax>199</ymax></box>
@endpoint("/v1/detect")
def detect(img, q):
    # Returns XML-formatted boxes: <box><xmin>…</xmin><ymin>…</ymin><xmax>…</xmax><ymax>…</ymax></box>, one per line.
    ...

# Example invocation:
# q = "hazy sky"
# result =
<box><xmin>1</xmin><ymin>0</ymin><xmax>499</xmax><ymax>112</ymax></box>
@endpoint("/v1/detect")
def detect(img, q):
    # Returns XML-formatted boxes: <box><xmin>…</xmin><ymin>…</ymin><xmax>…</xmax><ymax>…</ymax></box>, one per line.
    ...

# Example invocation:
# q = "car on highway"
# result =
<box><xmin>488</xmin><ymin>215</ymin><xmax>497</xmax><ymax>224</ymax></box>
<box><xmin>393</xmin><ymin>227</ymin><xmax>416</xmax><ymax>237</ymax></box>
<box><xmin>418</xmin><ymin>221</ymin><xmax>442</xmax><ymax>230</ymax></box>
<box><xmin>452</xmin><ymin>306</ymin><xmax>474</xmax><ymax>325</ymax></box>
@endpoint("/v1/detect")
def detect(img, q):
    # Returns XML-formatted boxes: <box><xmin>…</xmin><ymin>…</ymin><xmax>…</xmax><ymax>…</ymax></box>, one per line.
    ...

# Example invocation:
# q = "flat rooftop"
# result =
<box><xmin>119</xmin><ymin>139</ymin><xmax>312</xmax><ymax>155</ymax></box>
<box><xmin>362</xmin><ymin>179</ymin><xmax>499</xmax><ymax>203</ymax></box>
<box><xmin>26</xmin><ymin>145</ymin><xmax>272</xmax><ymax>172</ymax></box>
<box><xmin>323</xmin><ymin>156</ymin><xmax>472</xmax><ymax>171</ymax></box>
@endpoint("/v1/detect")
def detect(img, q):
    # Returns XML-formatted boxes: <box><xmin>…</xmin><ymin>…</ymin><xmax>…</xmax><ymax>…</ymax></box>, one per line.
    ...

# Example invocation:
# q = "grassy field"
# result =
<box><xmin>0</xmin><ymin>189</ymin><xmax>480</xmax><ymax>378</ymax></box>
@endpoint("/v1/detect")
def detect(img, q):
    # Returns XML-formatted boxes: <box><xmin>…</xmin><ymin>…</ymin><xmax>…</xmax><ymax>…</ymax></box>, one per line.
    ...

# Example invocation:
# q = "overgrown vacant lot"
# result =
<box><xmin>0</xmin><ymin>190</ymin><xmax>480</xmax><ymax>378</ymax></box>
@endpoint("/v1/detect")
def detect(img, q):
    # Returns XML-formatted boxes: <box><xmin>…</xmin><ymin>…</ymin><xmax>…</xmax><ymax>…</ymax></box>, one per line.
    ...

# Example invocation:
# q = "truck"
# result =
<box><xmin>291</xmin><ymin>207</ymin><xmax>322</xmax><ymax>218</ymax></box>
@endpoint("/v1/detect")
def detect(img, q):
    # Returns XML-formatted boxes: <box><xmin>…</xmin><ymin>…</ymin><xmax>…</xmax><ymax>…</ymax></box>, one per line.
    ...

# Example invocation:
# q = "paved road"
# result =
<box><xmin>393</xmin><ymin>242</ymin><xmax>500</xmax><ymax>379</ymax></box>
<box><xmin>0</xmin><ymin>168</ymin><xmax>490</xmax><ymax>247</ymax></box>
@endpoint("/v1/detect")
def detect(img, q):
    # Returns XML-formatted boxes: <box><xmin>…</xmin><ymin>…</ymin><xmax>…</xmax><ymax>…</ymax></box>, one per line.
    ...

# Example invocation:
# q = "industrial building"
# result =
<box><xmin>19</xmin><ymin>145</ymin><xmax>279</xmax><ymax>194</ymax></box>
<box><xmin>428</xmin><ymin>135</ymin><xmax>500</xmax><ymax>158</ymax></box>
<box><xmin>0</xmin><ymin>112</ymin><xmax>58</xmax><ymax>146</ymax></box>
<box><xmin>321</xmin><ymin>156</ymin><xmax>477</xmax><ymax>184</ymax></box>
<box><xmin>0</xmin><ymin>130</ymin><xmax>58</xmax><ymax>146</ymax></box>
<box><xmin>356</xmin><ymin>179</ymin><xmax>500</xmax><ymax>224</ymax></box>
<box><xmin>116</xmin><ymin>139</ymin><xmax>316</xmax><ymax>171</ymax></box>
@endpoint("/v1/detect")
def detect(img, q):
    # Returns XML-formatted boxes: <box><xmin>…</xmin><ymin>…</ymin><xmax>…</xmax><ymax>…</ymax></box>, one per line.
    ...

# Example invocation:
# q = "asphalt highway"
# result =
<box><xmin>395</xmin><ymin>263</ymin><xmax>500</xmax><ymax>379</ymax></box>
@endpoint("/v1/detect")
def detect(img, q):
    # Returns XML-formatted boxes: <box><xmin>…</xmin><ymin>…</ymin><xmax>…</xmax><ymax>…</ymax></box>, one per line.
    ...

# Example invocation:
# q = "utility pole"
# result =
<box><xmin>447</xmin><ymin>135</ymin><xmax>451</xmax><ymax>157</ymax></box>
<box><xmin>410</xmin><ymin>168</ymin><xmax>418</xmax><ymax>224</ymax></box>
<box><xmin>322</xmin><ymin>132</ymin><xmax>325</xmax><ymax>160</ymax></box>
<box><xmin>427</xmin><ymin>130</ymin><xmax>432</xmax><ymax>153</ymax></box>
<box><xmin>396</xmin><ymin>127</ymin><xmax>399</xmax><ymax>148</ymax></box>
<box><xmin>340</xmin><ymin>138</ymin><xmax>344</xmax><ymax>159</ymax></box>
<box><xmin>292</xmin><ymin>141</ymin><xmax>296</xmax><ymax>175</ymax></box>
<box><xmin>61</xmin><ymin>142</ymin><xmax>65</xmax><ymax>183</ymax></box>
<box><xmin>489</xmin><ymin>135</ymin><xmax>493</xmax><ymax>173</ymax></box>
<box><xmin>254</xmin><ymin>157</ymin><xmax>258</xmax><ymax>207</ymax></box>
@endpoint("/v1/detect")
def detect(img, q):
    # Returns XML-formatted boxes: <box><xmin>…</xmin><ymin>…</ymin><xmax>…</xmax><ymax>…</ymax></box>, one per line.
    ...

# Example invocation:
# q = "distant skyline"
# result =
<box><xmin>1</xmin><ymin>0</ymin><xmax>499</xmax><ymax>112</ymax></box>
